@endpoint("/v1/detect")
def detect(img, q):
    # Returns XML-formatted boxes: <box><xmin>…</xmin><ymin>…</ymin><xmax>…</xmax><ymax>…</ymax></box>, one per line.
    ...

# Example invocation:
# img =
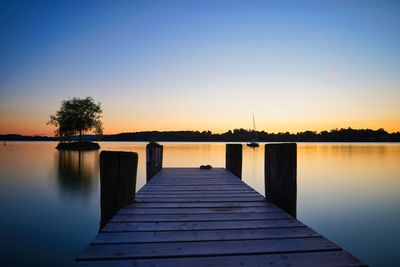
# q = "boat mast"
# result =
<box><xmin>252</xmin><ymin>114</ymin><xmax>257</xmax><ymax>142</ymax></box>
<box><xmin>253</xmin><ymin>114</ymin><xmax>256</xmax><ymax>132</ymax></box>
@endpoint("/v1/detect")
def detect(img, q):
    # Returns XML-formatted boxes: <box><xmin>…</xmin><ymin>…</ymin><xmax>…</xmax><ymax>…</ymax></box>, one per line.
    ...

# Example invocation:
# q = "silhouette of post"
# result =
<box><xmin>226</xmin><ymin>144</ymin><xmax>242</xmax><ymax>179</ymax></box>
<box><xmin>100</xmin><ymin>151</ymin><xmax>138</xmax><ymax>230</ymax></box>
<box><xmin>265</xmin><ymin>143</ymin><xmax>297</xmax><ymax>217</ymax></box>
<box><xmin>146</xmin><ymin>143</ymin><xmax>163</xmax><ymax>182</ymax></box>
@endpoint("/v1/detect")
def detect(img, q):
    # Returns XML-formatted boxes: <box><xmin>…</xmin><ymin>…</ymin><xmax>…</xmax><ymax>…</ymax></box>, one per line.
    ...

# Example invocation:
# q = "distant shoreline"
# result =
<box><xmin>2</xmin><ymin>128</ymin><xmax>400</xmax><ymax>142</ymax></box>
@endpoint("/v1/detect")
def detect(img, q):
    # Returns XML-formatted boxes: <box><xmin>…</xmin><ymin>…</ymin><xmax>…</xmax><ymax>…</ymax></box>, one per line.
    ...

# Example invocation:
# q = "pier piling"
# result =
<box><xmin>225</xmin><ymin>144</ymin><xmax>242</xmax><ymax>179</ymax></box>
<box><xmin>146</xmin><ymin>143</ymin><xmax>163</xmax><ymax>182</ymax></box>
<box><xmin>99</xmin><ymin>151</ymin><xmax>138</xmax><ymax>230</ymax></box>
<box><xmin>265</xmin><ymin>143</ymin><xmax>297</xmax><ymax>217</ymax></box>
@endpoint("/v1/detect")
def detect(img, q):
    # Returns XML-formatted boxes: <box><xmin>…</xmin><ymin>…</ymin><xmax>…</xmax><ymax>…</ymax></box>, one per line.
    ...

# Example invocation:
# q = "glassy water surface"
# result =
<box><xmin>0</xmin><ymin>142</ymin><xmax>399</xmax><ymax>266</ymax></box>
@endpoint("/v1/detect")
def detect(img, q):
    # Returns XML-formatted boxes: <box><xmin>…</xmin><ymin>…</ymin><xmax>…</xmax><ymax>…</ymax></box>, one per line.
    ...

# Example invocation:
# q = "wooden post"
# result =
<box><xmin>225</xmin><ymin>144</ymin><xmax>242</xmax><ymax>179</ymax></box>
<box><xmin>265</xmin><ymin>143</ymin><xmax>297</xmax><ymax>217</ymax></box>
<box><xmin>146</xmin><ymin>143</ymin><xmax>163</xmax><ymax>182</ymax></box>
<box><xmin>100</xmin><ymin>151</ymin><xmax>138</xmax><ymax>230</ymax></box>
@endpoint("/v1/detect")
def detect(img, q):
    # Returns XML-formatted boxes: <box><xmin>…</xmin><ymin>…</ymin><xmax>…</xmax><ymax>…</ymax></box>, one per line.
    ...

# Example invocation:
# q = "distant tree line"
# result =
<box><xmin>1</xmin><ymin>134</ymin><xmax>55</xmax><ymax>141</ymax></box>
<box><xmin>2</xmin><ymin>128</ymin><xmax>400</xmax><ymax>142</ymax></box>
<box><xmin>103</xmin><ymin>128</ymin><xmax>400</xmax><ymax>142</ymax></box>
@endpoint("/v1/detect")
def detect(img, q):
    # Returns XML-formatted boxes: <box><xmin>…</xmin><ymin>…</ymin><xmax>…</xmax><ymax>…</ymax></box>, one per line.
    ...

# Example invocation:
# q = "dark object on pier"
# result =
<box><xmin>99</xmin><ymin>151</ymin><xmax>138</xmax><ymax>230</ymax></box>
<box><xmin>200</xmin><ymin>164</ymin><xmax>212</xmax><ymax>169</ymax></box>
<box><xmin>56</xmin><ymin>141</ymin><xmax>100</xmax><ymax>150</ymax></box>
<box><xmin>146</xmin><ymin>142</ymin><xmax>163</xmax><ymax>182</ymax></box>
<box><xmin>246</xmin><ymin>142</ymin><xmax>259</xmax><ymax>147</ymax></box>
<box><xmin>265</xmin><ymin>143</ymin><xmax>297</xmax><ymax>218</ymax></box>
<box><xmin>225</xmin><ymin>144</ymin><xmax>242</xmax><ymax>179</ymax></box>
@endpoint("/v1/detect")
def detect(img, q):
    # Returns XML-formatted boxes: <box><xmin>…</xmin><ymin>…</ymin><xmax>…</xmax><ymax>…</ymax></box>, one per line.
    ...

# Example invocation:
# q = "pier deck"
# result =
<box><xmin>76</xmin><ymin>168</ymin><xmax>365</xmax><ymax>266</ymax></box>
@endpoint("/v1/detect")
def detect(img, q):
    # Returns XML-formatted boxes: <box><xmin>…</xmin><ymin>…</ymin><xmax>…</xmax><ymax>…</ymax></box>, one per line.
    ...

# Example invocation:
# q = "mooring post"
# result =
<box><xmin>265</xmin><ymin>143</ymin><xmax>297</xmax><ymax>217</ymax></box>
<box><xmin>226</xmin><ymin>144</ymin><xmax>243</xmax><ymax>179</ymax></box>
<box><xmin>146</xmin><ymin>143</ymin><xmax>163</xmax><ymax>182</ymax></box>
<box><xmin>99</xmin><ymin>151</ymin><xmax>138</xmax><ymax>230</ymax></box>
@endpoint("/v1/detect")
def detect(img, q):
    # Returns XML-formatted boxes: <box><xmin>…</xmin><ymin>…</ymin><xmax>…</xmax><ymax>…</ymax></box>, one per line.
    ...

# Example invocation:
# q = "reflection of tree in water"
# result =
<box><xmin>57</xmin><ymin>150</ymin><xmax>99</xmax><ymax>197</ymax></box>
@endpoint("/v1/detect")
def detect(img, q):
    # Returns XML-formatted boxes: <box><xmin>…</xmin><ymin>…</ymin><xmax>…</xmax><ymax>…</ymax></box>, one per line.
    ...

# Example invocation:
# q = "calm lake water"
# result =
<box><xmin>0</xmin><ymin>142</ymin><xmax>399</xmax><ymax>266</ymax></box>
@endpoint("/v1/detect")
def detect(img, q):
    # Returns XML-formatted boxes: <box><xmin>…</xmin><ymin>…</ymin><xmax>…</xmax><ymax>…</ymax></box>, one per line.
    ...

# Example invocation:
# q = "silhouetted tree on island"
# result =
<box><xmin>48</xmin><ymin>97</ymin><xmax>103</xmax><ymax>150</ymax></box>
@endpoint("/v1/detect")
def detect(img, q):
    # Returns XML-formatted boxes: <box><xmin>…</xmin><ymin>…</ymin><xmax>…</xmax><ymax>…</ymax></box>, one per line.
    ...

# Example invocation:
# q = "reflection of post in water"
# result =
<box><xmin>78</xmin><ymin>150</ymin><xmax>81</xmax><ymax>178</ymax></box>
<box><xmin>57</xmin><ymin>150</ymin><xmax>99</xmax><ymax>196</ymax></box>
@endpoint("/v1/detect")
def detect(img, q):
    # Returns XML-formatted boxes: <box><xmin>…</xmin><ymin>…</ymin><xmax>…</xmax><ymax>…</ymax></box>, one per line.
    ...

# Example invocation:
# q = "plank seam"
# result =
<box><xmin>101</xmin><ymin>225</ymin><xmax>306</xmax><ymax>233</ymax></box>
<box><xmin>91</xmin><ymin>235</ymin><xmax>324</xmax><ymax>245</ymax></box>
<box><xmin>76</xmin><ymin>248</ymin><xmax>343</xmax><ymax>262</ymax></box>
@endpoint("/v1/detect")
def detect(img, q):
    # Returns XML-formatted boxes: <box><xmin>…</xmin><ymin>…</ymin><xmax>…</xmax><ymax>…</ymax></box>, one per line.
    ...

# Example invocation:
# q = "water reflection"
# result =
<box><xmin>56</xmin><ymin>150</ymin><xmax>99</xmax><ymax>198</ymax></box>
<box><xmin>1</xmin><ymin>142</ymin><xmax>398</xmax><ymax>266</ymax></box>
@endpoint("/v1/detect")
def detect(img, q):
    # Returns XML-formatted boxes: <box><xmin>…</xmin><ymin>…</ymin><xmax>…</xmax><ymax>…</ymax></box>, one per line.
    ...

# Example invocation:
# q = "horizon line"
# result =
<box><xmin>2</xmin><ymin>126</ymin><xmax>399</xmax><ymax>138</ymax></box>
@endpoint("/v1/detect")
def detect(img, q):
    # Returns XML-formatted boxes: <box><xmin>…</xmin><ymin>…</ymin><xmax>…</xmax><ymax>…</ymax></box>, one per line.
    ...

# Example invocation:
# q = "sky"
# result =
<box><xmin>0</xmin><ymin>0</ymin><xmax>399</xmax><ymax>135</ymax></box>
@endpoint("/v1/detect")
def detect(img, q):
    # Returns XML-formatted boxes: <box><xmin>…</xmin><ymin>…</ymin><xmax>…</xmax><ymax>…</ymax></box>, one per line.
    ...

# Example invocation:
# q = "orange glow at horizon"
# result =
<box><xmin>1</xmin><ymin>116</ymin><xmax>399</xmax><ymax>136</ymax></box>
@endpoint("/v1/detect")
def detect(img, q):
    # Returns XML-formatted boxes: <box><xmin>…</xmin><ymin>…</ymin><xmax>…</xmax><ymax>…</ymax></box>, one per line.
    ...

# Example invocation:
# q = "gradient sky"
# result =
<box><xmin>1</xmin><ymin>0</ymin><xmax>399</xmax><ymax>135</ymax></box>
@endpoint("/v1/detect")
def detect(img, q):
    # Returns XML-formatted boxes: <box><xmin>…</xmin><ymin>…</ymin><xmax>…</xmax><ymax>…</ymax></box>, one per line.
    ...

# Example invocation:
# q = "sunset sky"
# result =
<box><xmin>1</xmin><ymin>0</ymin><xmax>399</xmax><ymax>136</ymax></box>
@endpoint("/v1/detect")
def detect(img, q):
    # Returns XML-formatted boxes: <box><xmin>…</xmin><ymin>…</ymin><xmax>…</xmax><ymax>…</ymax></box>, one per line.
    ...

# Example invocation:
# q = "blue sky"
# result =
<box><xmin>1</xmin><ymin>0</ymin><xmax>399</xmax><ymax>135</ymax></box>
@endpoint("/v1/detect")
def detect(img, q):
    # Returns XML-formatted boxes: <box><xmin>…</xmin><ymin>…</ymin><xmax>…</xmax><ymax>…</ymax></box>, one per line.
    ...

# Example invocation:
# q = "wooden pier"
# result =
<box><xmin>76</xmin><ymin>144</ymin><xmax>366</xmax><ymax>266</ymax></box>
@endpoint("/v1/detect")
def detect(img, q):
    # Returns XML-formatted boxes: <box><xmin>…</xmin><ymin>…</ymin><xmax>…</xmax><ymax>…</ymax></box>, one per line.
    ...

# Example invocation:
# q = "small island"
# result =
<box><xmin>56</xmin><ymin>141</ymin><xmax>100</xmax><ymax>150</ymax></box>
<box><xmin>48</xmin><ymin>97</ymin><xmax>103</xmax><ymax>150</ymax></box>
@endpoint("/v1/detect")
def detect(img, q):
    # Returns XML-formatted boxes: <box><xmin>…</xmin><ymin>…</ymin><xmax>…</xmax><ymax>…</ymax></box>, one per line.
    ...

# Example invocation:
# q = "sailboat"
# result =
<box><xmin>246</xmin><ymin>114</ymin><xmax>259</xmax><ymax>147</ymax></box>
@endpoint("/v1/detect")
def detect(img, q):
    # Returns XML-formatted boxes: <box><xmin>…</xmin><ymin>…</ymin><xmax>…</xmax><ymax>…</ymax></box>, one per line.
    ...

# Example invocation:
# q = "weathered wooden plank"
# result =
<box><xmin>111</xmin><ymin>212</ymin><xmax>291</xmax><ymax>222</ymax></box>
<box><xmin>138</xmin><ymin>190</ymin><xmax>257</xmax><ymax>195</ymax></box>
<box><xmin>76</xmin><ymin>251</ymin><xmax>366</xmax><ymax>267</ymax></box>
<box><xmin>77</xmin><ymin>237</ymin><xmax>339</xmax><ymax>260</ymax></box>
<box><xmin>151</xmin><ymin>173</ymin><xmax>229</xmax><ymax>176</ymax></box>
<box><xmin>140</xmin><ymin>185</ymin><xmax>252</xmax><ymax>190</ymax></box>
<box><xmin>138</xmin><ymin>189</ymin><xmax>258</xmax><ymax>193</ymax></box>
<box><xmin>138</xmin><ymin>187</ymin><xmax>257</xmax><ymax>192</ymax></box>
<box><xmin>148</xmin><ymin>175</ymin><xmax>240</xmax><ymax>179</ymax></box>
<box><xmin>145</xmin><ymin>182</ymin><xmax>241</xmax><ymax>187</ymax></box>
<box><xmin>148</xmin><ymin>173</ymin><xmax>240</xmax><ymax>179</ymax></box>
<box><xmin>139</xmin><ymin>187</ymin><xmax>254</xmax><ymax>191</ymax></box>
<box><xmin>102</xmin><ymin>219</ymin><xmax>304</xmax><ymax>232</ymax></box>
<box><xmin>153</xmin><ymin>168</ymin><xmax>226</xmax><ymax>174</ymax></box>
<box><xmin>149</xmin><ymin>173</ymin><xmax>245</xmax><ymax>178</ymax></box>
<box><xmin>156</xmin><ymin>167</ymin><xmax>226</xmax><ymax>171</ymax></box>
<box><xmin>77</xmin><ymin>168</ymin><xmax>365</xmax><ymax>266</ymax></box>
<box><xmin>135</xmin><ymin>194</ymin><xmax>261</xmax><ymax>198</ymax></box>
<box><xmin>146</xmin><ymin>182</ymin><xmax>244</xmax><ymax>186</ymax></box>
<box><xmin>149</xmin><ymin>174</ymin><xmax>237</xmax><ymax>178</ymax></box>
<box><xmin>117</xmin><ymin>206</ymin><xmax>281</xmax><ymax>214</ymax></box>
<box><xmin>149</xmin><ymin>175</ymin><xmax>231</xmax><ymax>179</ymax></box>
<box><xmin>135</xmin><ymin>196</ymin><xmax>266</xmax><ymax>202</ymax></box>
<box><xmin>148</xmin><ymin>177</ymin><xmax>245</xmax><ymax>181</ymax></box>
<box><xmin>93</xmin><ymin>227</ymin><xmax>318</xmax><ymax>244</ymax></box>
<box><xmin>136</xmin><ymin>192</ymin><xmax>261</xmax><ymax>197</ymax></box>
<box><xmin>149</xmin><ymin>175</ymin><xmax>238</xmax><ymax>178</ymax></box>
<box><xmin>145</xmin><ymin>184</ymin><xmax>246</xmax><ymax>188</ymax></box>
<box><xmin>123</xmin><ymin>201</ymin><xmax>274</xmax><ymax>208</ymax></box>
